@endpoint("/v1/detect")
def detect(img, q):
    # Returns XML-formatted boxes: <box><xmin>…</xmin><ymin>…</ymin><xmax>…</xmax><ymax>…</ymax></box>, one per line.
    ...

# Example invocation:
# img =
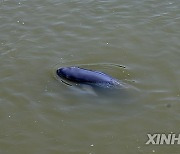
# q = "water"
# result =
<box><xmin>0</xmin><ymin>0</ymin><xmax>180</xmax><ymax>153</ymax></box>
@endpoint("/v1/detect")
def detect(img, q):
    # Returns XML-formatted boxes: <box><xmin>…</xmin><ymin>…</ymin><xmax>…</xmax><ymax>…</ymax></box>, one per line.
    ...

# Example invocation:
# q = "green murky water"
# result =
<box><xmin>0</xmin><ymin>0</ymin><xmax>180</xmax><ymax>153</ymax></box>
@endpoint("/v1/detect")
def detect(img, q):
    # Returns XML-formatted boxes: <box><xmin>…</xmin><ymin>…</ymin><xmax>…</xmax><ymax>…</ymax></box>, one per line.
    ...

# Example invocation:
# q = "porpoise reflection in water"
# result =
<box><xmin>56</xmin><ymin>66</ymin><xmax>127</xmax><ymax>89</ymax></box>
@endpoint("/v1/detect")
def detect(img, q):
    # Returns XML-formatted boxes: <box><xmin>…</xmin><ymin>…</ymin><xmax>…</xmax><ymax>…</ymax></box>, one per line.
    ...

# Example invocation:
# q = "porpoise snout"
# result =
<box><xmin>56</xmin><ymin>68</ymin><xmax>65</xmax><ymax>77</ymax></box>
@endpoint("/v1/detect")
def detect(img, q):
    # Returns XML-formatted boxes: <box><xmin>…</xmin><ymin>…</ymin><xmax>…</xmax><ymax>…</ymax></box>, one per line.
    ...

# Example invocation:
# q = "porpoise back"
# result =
<box><xmin>56</xmin><ymin>66</ymin><xmax>120</xmax><ymax>86</ymax></box>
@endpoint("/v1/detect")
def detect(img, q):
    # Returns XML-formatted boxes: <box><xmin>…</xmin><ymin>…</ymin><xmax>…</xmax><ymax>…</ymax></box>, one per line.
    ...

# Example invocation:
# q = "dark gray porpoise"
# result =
<box><xmin>56</xmin><ymin>66</ymin><xmax>121</xmax><ymax>87</ymax></box>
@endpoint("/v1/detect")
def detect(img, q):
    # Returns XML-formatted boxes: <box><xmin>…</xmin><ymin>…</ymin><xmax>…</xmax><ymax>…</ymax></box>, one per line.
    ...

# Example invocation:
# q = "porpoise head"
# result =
<box><xmin>56</xmin><ymin>67</ymin><xmax>79</xmax><ymax>81</ymax></box>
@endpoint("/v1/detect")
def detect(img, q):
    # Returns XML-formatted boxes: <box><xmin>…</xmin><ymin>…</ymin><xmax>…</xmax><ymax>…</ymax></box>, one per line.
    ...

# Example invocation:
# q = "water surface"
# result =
<box><xmin>0</xmin><ymin>0</ymin><xmax>180</xmax><ymax>153</ymax></box>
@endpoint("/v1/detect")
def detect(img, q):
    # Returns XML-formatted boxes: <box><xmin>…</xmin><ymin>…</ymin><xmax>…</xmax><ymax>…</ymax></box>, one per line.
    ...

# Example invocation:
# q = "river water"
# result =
<box><xmin>0</xmin><ymin>0</ymin><xmax>180</xmax><ymax>154</ymax></box>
